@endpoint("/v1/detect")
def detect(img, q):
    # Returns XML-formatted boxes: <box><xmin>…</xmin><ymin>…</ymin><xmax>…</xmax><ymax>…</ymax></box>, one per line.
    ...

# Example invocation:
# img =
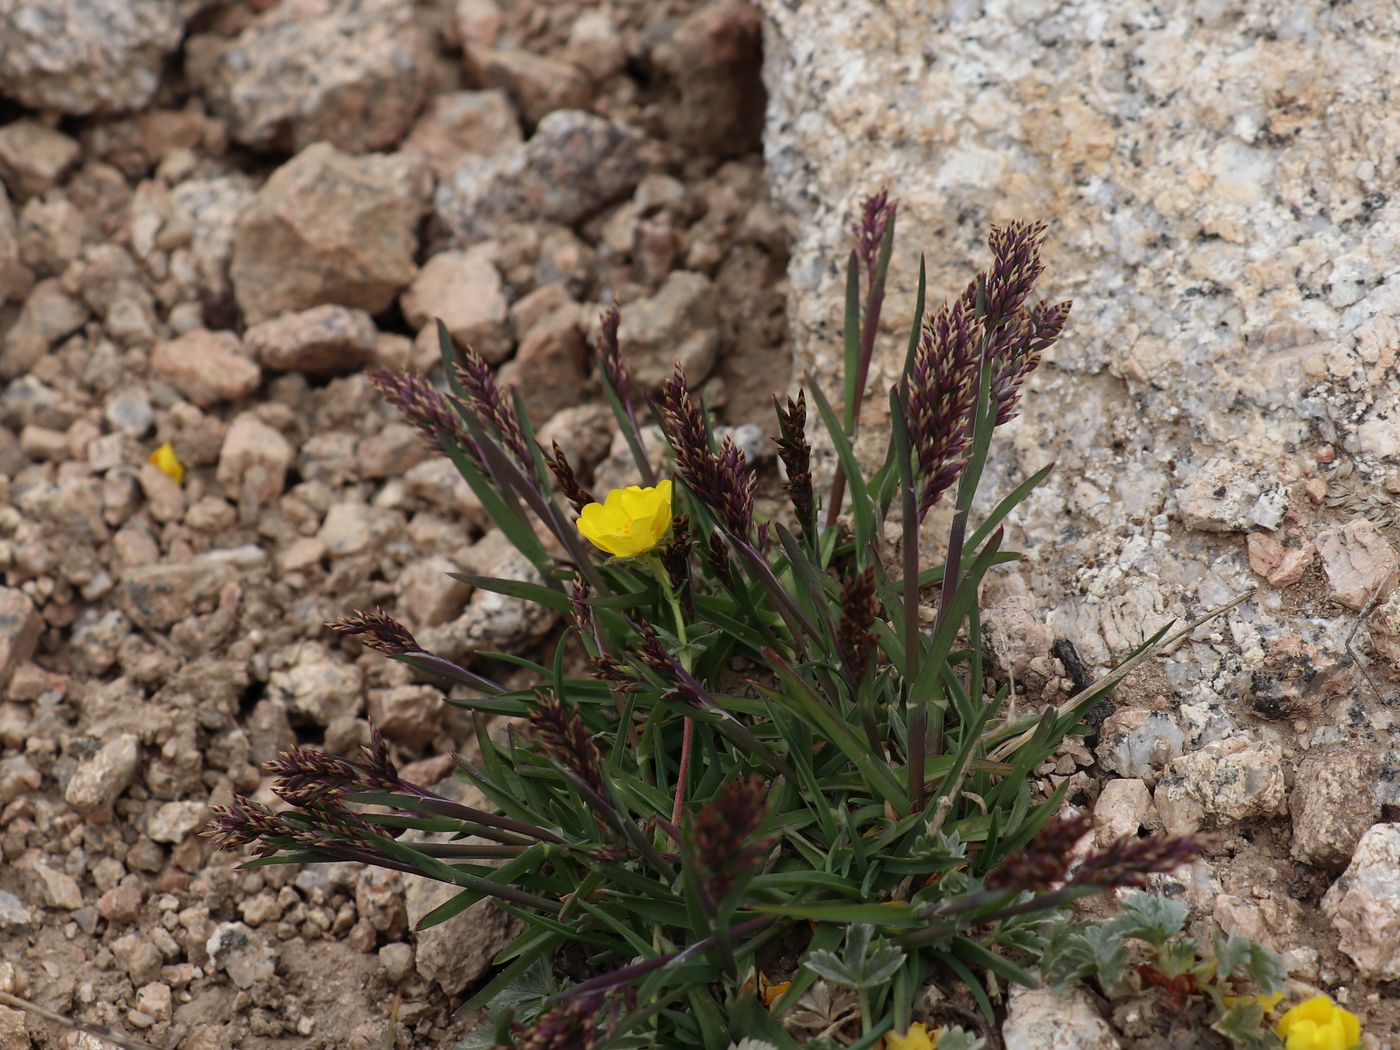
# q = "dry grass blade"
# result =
<box><xmin>0</xmin><ymin>990</ymin><xmax>163</xmax><ymax>1050</ymax></box>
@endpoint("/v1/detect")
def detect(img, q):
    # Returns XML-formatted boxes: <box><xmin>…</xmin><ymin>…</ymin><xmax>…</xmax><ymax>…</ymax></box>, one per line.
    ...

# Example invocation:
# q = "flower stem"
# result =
<box><xmin>650</xmin><ymin>556</ymin><xmax>694</xmax><ymax>831</ymax></box>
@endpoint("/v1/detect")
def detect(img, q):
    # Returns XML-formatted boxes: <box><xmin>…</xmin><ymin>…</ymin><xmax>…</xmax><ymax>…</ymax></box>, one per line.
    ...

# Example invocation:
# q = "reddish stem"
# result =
<box><xmin>671</xmin><ymin>716</ymin><xmax>695</xmax><ymax>829</ymax></box>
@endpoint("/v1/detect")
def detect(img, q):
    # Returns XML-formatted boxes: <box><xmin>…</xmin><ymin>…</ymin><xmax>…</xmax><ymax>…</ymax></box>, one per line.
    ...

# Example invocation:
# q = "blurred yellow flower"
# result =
<box><xmin>148</xmin><ymin>442</ymin><xmax>185</xmax><ymax>485</ymax></box>
<box><xmin>1275</xmin><ymin>995</ymin><xmax>1361</xmax><ymax>1050</ymax></box>
<box><xmin>577</xmin><ymin>480</ymin><xmax>673</xmax><ymax>559</ymax></box>
<box><xmin>884</xmin><ymin>1022</ymin><xmax>937</xmax><ymax>1050</ymax></box>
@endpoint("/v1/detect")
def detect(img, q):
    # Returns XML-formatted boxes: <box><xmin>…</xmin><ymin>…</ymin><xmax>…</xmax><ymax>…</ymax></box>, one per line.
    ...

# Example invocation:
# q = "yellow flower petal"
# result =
<box><xmin>757</xmin><ymin>972</ymin><xmax>789</xmax><ymax>1008</ymax></box>
<box><xmin>1276</xmin><ymin>995</ymin><xmax>1361</xmax><ymax>1050</ymax></box>
<box><xmin>884</xmin><ymin>1022</ymin><xmax>938</xmax><ymax>1050</ymax></box>
<box><xmin>148</xmin><ymin>442</ymin><xmax>185</xmax><ymax>485</ymax></box>
<box><xmin>575</xmin><ymin>481</ymin><xmax>672</xmax><ymax>559</ymax></box>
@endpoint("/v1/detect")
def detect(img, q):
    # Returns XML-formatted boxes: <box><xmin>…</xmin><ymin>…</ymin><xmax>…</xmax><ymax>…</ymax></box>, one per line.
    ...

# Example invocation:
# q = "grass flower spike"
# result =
<box><xmin>577</xmin><ymin>480</ymin><xmax>673</xmax><ymax>558</ymax></box>
<box><xmin>1275</xmin><ymin>995</ymin><xmax>1360</xmax><ymax>1050</ymax></box>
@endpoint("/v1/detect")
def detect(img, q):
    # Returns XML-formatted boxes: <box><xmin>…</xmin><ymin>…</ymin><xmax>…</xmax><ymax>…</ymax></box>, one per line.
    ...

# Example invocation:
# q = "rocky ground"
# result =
<box><xmin>0</xmin><ymin>1</ymin><xmax>788</xmax><ymax>1047</ymax></box>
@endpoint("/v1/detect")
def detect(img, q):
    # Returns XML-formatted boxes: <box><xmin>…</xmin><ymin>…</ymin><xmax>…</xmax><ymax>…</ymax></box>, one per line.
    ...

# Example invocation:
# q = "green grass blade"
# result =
<box><xmin>809</xmin><ymin>380</ymin><xmax>876</xmax><ymax>559</ymax></box>
<box><xmin>843</xmin><ymin>250</ymin><xmax>861</xmax><ymax>428</ymax></box>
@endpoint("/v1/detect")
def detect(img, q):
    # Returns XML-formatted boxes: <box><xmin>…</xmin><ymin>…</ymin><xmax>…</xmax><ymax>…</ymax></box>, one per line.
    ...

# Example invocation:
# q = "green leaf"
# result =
<box><xmin>1039</xmin><ymin>920</ymin><xmax>1129</xmax><ymax>990</ymax></box>
<box><xmin>1211</xmin><ymin>999</ymin><xmax>1277</xmax><ymax>1048</ymax></box>
<box><xmin>951</xmin><ymin>935</ymin><xmax>1037</xmax><ymax>988</ymax></box>
<box><xmin>461</xmin><ymin>932</ymin><xmax>560</xmax><ymax>1014</ymax></box>
<box><xmin>808</xmin><ymin>381</ymin><xmax>876</xmax><ymax>561</ymax></box>
<box><xmin>1111</xmin><ymin>891</ymin><xmax>1189</xmax><ymax>948</ymax></box>
<box><xmin>449</xmin><ymin>572</ymin><xmax>573</xmax><ymax>611</ymax></box>
<box><xmin>964</xmin><ymin>462</ymin><xmax>1054</xmax><ymax>555</ymax></box>
<box><xmin>753</xmin><ymin>903</ymin><xmax>922</xmax><ymax>926</ymax></box>
<box><xmin>936</xmin><ymin>1028</ymin><xmax>987</xmax><ymax>1050</ymax></box>
<box><xmin>756</xmin><ymin>655</ymin><xmax>905</xmax><ymax>811</ymax></box>
<box><xmin>803</xmin><ymin>948</ymin><xmax>860</xmax><ymax>989</ymax></box>
<box><xmin>843</xmin><ymin>250</ymin><xmax>861</xmax><ymax>429</ymax></box>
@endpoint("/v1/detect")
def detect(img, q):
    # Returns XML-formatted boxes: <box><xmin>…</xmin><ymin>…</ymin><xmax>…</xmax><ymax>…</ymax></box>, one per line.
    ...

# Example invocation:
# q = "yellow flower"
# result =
<box><xmin>884</xmin><ymin>1022</ymin><xmax>938</xmax><ymax>1050</ymax></box>
<box><xmin>576</xmin><ymin>480</ymin><xmax>673</xmax><ymax>559</ymax></box>
<box><xmin>148</xmin><ymin>442</ymin><xmax>185</xmax><ymax>485</ymax></box>
<box><xmin>1275</xmin><ymin>995</ymin><xmax>1361</xmax><ymax>1050</ymax></box>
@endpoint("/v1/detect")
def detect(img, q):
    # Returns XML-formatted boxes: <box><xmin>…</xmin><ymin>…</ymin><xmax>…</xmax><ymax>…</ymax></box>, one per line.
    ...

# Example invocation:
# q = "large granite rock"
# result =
<box><xmin>760</xmin><ymin>2</ymin><xmax>1400</xmax><ymax>754</ymax></box>
<box><xmin>0</xmin><ymin>0</ymin><xmax>185</xmax><ymax>115</ymax></box>
<box><xmin>191</xmin><ymin>0</ymin><xmax>431</xmax><ymax>154</ymax></box>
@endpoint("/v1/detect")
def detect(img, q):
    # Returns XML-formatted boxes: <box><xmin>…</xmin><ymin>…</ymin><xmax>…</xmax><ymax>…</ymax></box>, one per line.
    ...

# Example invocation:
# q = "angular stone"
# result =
<box><xmin>169</xmin><ymin>174</ymin><xmax>255</xmax><ymax>301</ymax></box>
<box><xmin>65</xmin><ymin>733</ymin><xmax>141</xmax><ymax>821</ymax></box>
<box><xmin>0</xmin><ymin>0</ymin><xmax>186</xmax><ymax>116</ymax></box>
<box><xmin>0</xmin><ymin>278</ymin><xmax>89</xmax><ymax>380</ymax></box>
<box><xmin>205</xmin><ymin>921</ymin><xmax>275</xmax><ymax>989</ymax></box>
<box><xmin>1176</xmin><ymin>457</ymin><xmax>1289</xmax><ymax>533</ymax></box>
<box><xmin>401</xmin><ymin>90</ymin><xmax>523</xmax><ymax>177</ymax></box>
<box><xmin>120</xmin><ymin>556</ymin><xmax>236</xmax><ymax>632</ymax></box>
<box><xmin>0</xmin><ymin>120</ymin><xmax>81</xmax><ymax>199</ymax></box>
<box><xmin>1092</xmin><ymin>778</ymin><xmax>1155</xmax><ymax>847</ymax></box>
<box><xmin>398</xmin><ymin>555</ymin><xmax>473</xmax><ymax>629</ymax></box>
<box><xmin>435</xmin><ymin>111</ymin><xmax>642</xmax><ymax>241</ymax></box>
<box><xmin>244</xmin><ymin>304</ymin><xmax>378</xmax><ymax>374</ymax></box>
<box><xmin>1291</xmin><ymin>746</ymin><xmax>1381</xmax><ymax>871</ymax></box>
<box><xmin>1316</xmin><ymin>518</ymin><xmax>1399</xmax><ymax>611</ymax></box>
<box><xmin>465</xmin><ymin>46</ymin><xmax>590</xmax><ymax>129</ymax></box>
<box><xmin>401</xmin><ymin>247</ymin><xmax>511</xmax><ymax>364</ymax></box>
<box><xmin>1246</xmin><ymin>533</ymin><xmax>1315</xmax><ymax>588</ymax></box>
<box><xmin>566</xmin><ymin>10</ymin><xmax>627</xmax><ymax>82</ymax></box>
<box><xmin>147</xmin><ymin>801</ymin><xmax>209</xmax><ymax>845</ymax></box>
<box><xmin>1002</xmin><ymin>985</ymin><xmax>1122</xmax><ymax>1050</ymax></box>
<box><xmin>1153</xmin><ymin>737</ymin><xmax>1286</xmax><ymax>834</ymax></box>
<box><xmin>0</xmin><ymin>187</ymin><xmax>31</xmax><ymax>306</ymax></box>
<box><xmin>0</xmin><ymin>589</ymin><xmax>41</xmax><ymax>692</ymax></box>
<box><xmin>601</xmin><ymin>270</ymin><xmax>719</xmax><ymax>389</ymax></box>
<box><xmin>268</xmin><ymin>643</ymin><xmax>364</xmax><ymax>726</ymax></box>
<box><xmin>405</xmin><ymin>873</ymin><xmax>520</xmax><ymax>995</ymax></box>
<box><xmin>0</xmin><ymin>889</ymin><xmax>31</xmax><ymax>929</ymax></box>
<box><xmin>217</xmin><ymin>413</ymin><xmax>295</xmax><ymax>504</ymax></box>
<box><xmin>151</xmin><ymin>330</ymin><xmax>261</xmax><ymax>406</ymax></box>
<box><xmin>194</xmin><ymin>0</ymin><xmax>430</xmax><ymax>154</ymax></box>
<box><xmin>367</xmin><ymin>686</ymin><xmax>443</xmax><ymax>750</ymax></box>
<box><xmin>497</xmin><ymin>304</ymin><xmax>586</xmax><ymax>420</ymax></box>
<box><xmin>1245</xmin><ymin>633</ymin><xmax>1349</xmax><ymax>721</ymax></box>
<box><xmin>231</xmin><ymin>143</ymin><xmax>430</xmax><ymax>324</ymax></box>
<box><xmin>1323</xmin><ymin>823</ymin><xmax>1400</xmax><ymax>979</ymax></box>
<box><xmin>22</xmin><ymin>856</ymin><xmax>83</xmax><ymax>910</ymax></box>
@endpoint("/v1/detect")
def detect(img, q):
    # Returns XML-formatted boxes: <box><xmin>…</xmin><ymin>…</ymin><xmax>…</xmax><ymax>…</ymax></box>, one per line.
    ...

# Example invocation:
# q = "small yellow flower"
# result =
<box><xmin>884</xmin><ymin>1022</ymin><xmax>938</xmax><ymax>1050</ymax></box>
<box><xmin>576</xmin><ymin>480</ymin><xmax>673</xmax><ymax>559</ymax></box>
<box><xmin>148</xmin><ymin>442</ymin><xmax>185</xmax><ymax>485</ymax></box>
<box><xmin>1275</xmin><ymin>995</ymin><xmax>1361</xmax><ymax>1050</ymax></box>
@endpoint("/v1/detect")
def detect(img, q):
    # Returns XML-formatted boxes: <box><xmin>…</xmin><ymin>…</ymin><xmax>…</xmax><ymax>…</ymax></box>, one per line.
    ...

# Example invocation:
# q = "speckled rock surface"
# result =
<box><xmin>760</xmin><ymin>0</ymin><xmax>1400</xmax><ymax>819</ymax></box>
<box><xmin>1002</xmin><ymin>985</ymin><xmax>1122</xmax><ymax>1050</ymax></box>
<box><xmin>191</xmin><ymin>0</ymin><xmax>431</xmax><ymax>154</ymax></box>
<box><xmin>0</xmin><ymin>0</ymin><xmax>186</xmax><ymax>116</ymax></box>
